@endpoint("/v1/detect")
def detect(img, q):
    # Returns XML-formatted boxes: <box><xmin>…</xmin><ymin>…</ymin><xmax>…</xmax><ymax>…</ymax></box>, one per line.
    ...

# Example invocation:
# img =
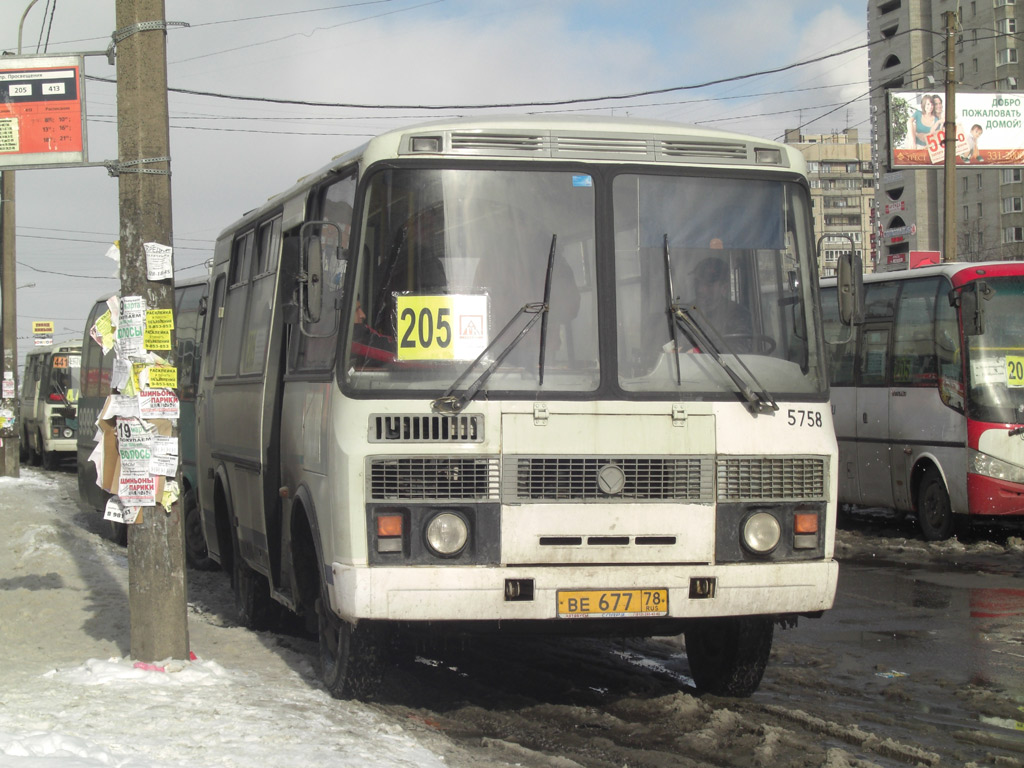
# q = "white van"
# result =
<box><xmin>21</xmin><ymin>343</ymin><xmax>81</xmax><ymax>469</ymax></box>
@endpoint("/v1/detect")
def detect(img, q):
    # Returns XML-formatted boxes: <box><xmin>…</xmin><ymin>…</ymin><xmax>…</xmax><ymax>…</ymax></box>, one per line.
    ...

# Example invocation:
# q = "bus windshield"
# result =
<box><xmin>964</xmin><ymin>275</ymin><xmax>1024</xmax><ymax>424</ymax></box>
<box><xmin>51</xmin><ymin>350</ymin><xmax>81</xmax><ymax>404</ymax></box>
<box><xmin>613</xmin><ymin>175</ymin><xmax>823</xmax><ymax>396</ymax></box>
<box><xmin>345</xmin><ymin>167</ymin><xmax>598</xmax><ymax>393</ymax></box>
<box><xmin>343</xmin><ymin>166</ymin><xmax>824</xmax><ymax>398</ymax></box>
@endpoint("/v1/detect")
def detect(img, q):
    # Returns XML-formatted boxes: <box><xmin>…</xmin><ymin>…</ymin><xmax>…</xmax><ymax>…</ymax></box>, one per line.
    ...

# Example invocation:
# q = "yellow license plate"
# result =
<box><xmin>557</xmin><ymin>588</ymin><xmax>668</xmax><ymax>618</ymax></box>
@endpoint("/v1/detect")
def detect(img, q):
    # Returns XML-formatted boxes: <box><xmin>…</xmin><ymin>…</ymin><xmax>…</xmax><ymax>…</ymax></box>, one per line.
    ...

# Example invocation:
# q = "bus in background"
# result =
<box><xmin>196</xmin><ymin>115</ymin><xmax>858</xmax><ymax>700</ymax></box>
<box><xmin>76</xmin><ymin>278</ymin><xmax>210</xmax><ymax>565</ymax></box>
<box><xmin>821</xmin><ymin>261</ymin><xmax>1024</xmax><ymax>540</ymax></box>
<box><xmin>21</xmin><ymin>343</ymin><xmax>81</xmax><ymax>470</ymax></box>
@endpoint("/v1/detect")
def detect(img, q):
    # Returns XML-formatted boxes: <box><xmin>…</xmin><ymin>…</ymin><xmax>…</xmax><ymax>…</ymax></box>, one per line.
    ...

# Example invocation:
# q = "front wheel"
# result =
<box><xmin>41</xmin><ymin>446</ymin><xmax>59</xmax><ymax>470</ymax></box>
<box><xmin>232</xmin><ymin>532</ymin><xmax>283</xmax><ymax>630</ymax></box>
<box><xmin>684</xmin><ymin>616</ymin><xmax>774</xmax><ymax>697</ymax></box>
<box><xmin>183</xmin><ymin>489</ymin><xmax>216</xmax><ymax>570</ymax></box>
<box><xmin>917</xmin><ymin>467</ymin><xmax>954</xmax><ymax>541</ymax></box>
<box><xmin>318</xmin><ymin>584</ymin><xmax>384</xmax><ymax>700</ymax></box>
<box><xmin>26</xmin><ymin>431</ymin><xmax>41</xmax><ymax>466</ymax></box>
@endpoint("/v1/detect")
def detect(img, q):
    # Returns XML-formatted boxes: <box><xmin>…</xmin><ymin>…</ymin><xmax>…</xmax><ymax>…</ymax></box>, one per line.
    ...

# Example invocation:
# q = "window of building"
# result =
<box><xmin>878</xmin><ymin>0</ymin><xmax>901</xmax><ymax>13</ymax></box>
<box><xmin>1005</xmin><ymin>227</ymin><xmax>1024</xmax><ymax>242</ymax></box>
<box><xmin>1004</xmin><ymin>196</ymin><xmax>1023</xmax><ymax>213</ymax></box>
<box><xmin>979</xmin><ymin>202</ymin><xmax>984</xmax><ymax>218</ymax></box>
<box><xmin>1000</xmin><ymin>17</ymin><xmax>1017</xmax><ymax>34</ymax></box>
<box><xmin>978</xmin><ymin>174</ymin><xmax>984</xmax><ymax>190</ymax></box>
<box><xmin>881</xmin><ymin>23</ymin><xmax>899</xmax><ymax>38</ymax></box>
<box><xmin>882</xmin><ymin>54</ymin><xmax>901</xmax><ymax>69</ymax></box>
<box><xmin>998</xmin><ymin>48</ymin><xmax>1018</xmax><ymax>65</ymax></box>
<box><xmin>1003</xmin><ymin>168</ymin><xmax>1023</xmax><ymax>183</ymax></box>
<box><xmin>996</xmin><ymin>0</ymin><xmax>1016</xmax><ymax>7</ymax></box>
<box><xmin>971</xmin><ymin>1</ymin><xmax>976</xmax><ymax>15</ymax></box>
<box><xmin>973</xmin><ymin>57</ymin><xmax>979</xmax><ymax>73</ymax></box>
<box><xmin>963</xmin><ymin>176</ymin><xmax>969</xmax><ymax>193</ymax></box>
<box><xmin>963</xmin><ymin>205</ymin><xmax>970</xmax><ymax>221</ymax></box>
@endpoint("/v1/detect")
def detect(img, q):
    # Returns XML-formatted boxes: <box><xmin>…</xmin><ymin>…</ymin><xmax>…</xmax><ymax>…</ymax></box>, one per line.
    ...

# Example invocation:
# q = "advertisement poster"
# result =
<box><xmin>889</xmin><ymin>90</ymin><xmax>1024</xmax><ymax>168</ymax></box>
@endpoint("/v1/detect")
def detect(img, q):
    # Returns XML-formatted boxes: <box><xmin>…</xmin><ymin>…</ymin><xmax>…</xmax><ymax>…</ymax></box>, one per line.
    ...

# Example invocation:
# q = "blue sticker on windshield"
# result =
<box><xmin>572</xmin><ymin>174</ymin><xmax>593</xmax><ymax>188</ymax></box>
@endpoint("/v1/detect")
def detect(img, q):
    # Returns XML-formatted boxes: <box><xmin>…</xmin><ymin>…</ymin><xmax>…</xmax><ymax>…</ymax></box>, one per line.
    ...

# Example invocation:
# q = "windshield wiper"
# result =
<box><xmin>432</xmin><ymin>235</ymin><xmax>557</xmax><ymax>415</ymax></box>
<box><xmin>662</xmin><ymin>235</ymin><xmax>778</xmax><ymax>415</ymax></box>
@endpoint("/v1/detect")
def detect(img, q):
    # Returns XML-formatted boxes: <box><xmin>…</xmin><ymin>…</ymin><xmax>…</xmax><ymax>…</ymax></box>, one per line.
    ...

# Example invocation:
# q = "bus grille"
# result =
<box><xmin>368</xmin><ymin>457</ymin><xmax>500</xmax><ymax>501</ymax></box>
<box><xmin>369</xmin><ymin>414</ymin><xmax>483</xmax><ymax>443</ymax></box>
<box><xmin>717</xmin><ymin>456</ymin><xmax>827</xmax><ymax>501</ymax></box>
<box><xmin>502</xmin><ymin>456</ymin><xmax>713</xmax><ymax>503</ymax></box>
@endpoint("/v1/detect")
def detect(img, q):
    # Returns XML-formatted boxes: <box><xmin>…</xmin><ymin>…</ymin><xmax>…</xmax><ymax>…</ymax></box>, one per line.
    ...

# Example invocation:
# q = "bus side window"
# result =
<box><xmin>218</xmin><ymin>231</ymin><xmax>255</xmax><ymax>378</ymax></box>
<box><xmin>176</xmin><ymin>285</ymin><xmax>204</xmax><ymax>395</ymax></box>
<box><xmin>820</xmin><ymin>287</ymin><xmax>855</xmax><ymax>386</ymax></box>
<box><xmin>858</xmin><ymin>327</ymin><xmax>890</xmax><ymax>387</ymax></box>
<box><xmin>204</xmin><ymin>275</ymin><xmax>226</xmax><ymax>381</ymax></box>
<box><xmin>892</xmin><ymin>278</ymin><xmax>941</xmax><ymax>386</ymax></box>
<box><xmin>294</xmin><ymin>172</ymin><xmax>356</xmax><ymax>373</ymax></box>
<box><xmin>241</xmin><ymin>217</ymin><xmax>282</xmax><ymax>375</ymax></box>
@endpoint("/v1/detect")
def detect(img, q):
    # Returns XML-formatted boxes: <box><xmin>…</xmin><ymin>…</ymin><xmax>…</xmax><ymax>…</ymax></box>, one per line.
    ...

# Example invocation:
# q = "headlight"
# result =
<box><xmin>969</xmin><ymin>449</ymin><xmax>1024</xmax><ymax>484</ymax></box>
<box><xmin>424</xmin><ymin>512</ymin><xmax>468</xmax><ymax>556</ymax></box>
<box><xmin>63</xmin><ymin>428</ymin><xmax>74</xmax><ymax>439</ymax></box>
<box><xmin>742</xmin><ymin>512</ymin><xmax>781</xmax><ymax>554</ymax></box>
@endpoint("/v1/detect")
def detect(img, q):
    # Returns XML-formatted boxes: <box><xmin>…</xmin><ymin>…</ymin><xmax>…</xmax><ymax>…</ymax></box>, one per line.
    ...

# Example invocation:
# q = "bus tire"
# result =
<box><xmin>317</xmin><ymin>588</ymin><xmax>384</xmax><ymax>700</ymax></box>
<box><xmin>231</xmin><ymin>534</ymin><xmax>281</xmax><ymax>631</ymax></box>
<box><xmin>27</xmin><ymin>432</ymin><xmax>41</xmax><ymax>466</ymax></box>
<box><xmin>684</xmin><ymin>616</ymin><xmax>773</xmax><ymax>697</ymax></box>
<box><xmin>917</xmin><ymin>468</ymin><xmax>953</xmax><ymax>541</ymax></box>
<box><xmin>41</xmin><ymin>447</ymin><xmax>59</xmax><ymax>471</ymax></box>
<box><xmin>183</xmin><ymin>488</ymin><xmax>216</xmax><ymax>571</ymax></box>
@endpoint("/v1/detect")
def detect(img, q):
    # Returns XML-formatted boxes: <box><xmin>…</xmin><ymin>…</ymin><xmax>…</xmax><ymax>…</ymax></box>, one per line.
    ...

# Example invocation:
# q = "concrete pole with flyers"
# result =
<box><xmin>115</xmin><ymin>0</ymin><xmax>188</xmax><ymax>661</ymax></box>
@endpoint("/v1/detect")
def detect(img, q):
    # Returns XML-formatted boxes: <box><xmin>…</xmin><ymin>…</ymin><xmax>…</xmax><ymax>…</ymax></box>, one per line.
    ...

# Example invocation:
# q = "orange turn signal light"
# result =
<box><xmin>794</xmin><ymin>513</ymin><xmax>819</xmax><ymax>534</ymax></box>
<box><xmin>377</xmin><ymin>514</ymin><xmax>404</xmax><ymax>538</ymax></box>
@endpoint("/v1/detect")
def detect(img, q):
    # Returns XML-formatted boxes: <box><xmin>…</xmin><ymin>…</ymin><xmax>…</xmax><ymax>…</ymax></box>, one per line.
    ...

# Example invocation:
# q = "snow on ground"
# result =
<box><xmin>3</xmin><ymin>467</ymin><xmax>1021</xmax><ymax>768</ymax></box>
<box><xmin>0</xmin><ymin>469</ymin><xmax>462</xmax><ymax>768</ymax></box>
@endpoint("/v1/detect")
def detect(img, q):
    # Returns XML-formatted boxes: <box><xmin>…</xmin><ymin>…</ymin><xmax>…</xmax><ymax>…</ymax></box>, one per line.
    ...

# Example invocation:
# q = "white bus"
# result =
<box><xmin>21</xmin><ymin>343</ymin><xmax>81</xmax><ymax>470</ymax></box>
<box><xmin>196</xmin><ymin>116</ymin><xmax>856</xmax><ymax>699</ymax></box>
<box><xmin>822</xmin><ymin>261</ymin><xmax>1024</xmax><ymax>540</ymax></box>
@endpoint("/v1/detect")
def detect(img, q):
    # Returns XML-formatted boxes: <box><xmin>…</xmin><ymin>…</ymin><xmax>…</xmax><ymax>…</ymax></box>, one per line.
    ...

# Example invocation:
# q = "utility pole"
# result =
<box><xmin>942</xmin><ymin>10</ymin><xmax>957</xmax><ymax>262</ymax></box>
<box><xmin>115</xmin><ymin>0</ymin><xmax>188</xmax><ymax>661</ymax></box>
<box><xmin>0</xmin><ymin>0</ymin><xmax>41</xmax><ymax>477</ymax></box>
<box><xmin>0</xmin><ymin>169</ymin><xmax>16</xmax><ymax>478</ymax></box>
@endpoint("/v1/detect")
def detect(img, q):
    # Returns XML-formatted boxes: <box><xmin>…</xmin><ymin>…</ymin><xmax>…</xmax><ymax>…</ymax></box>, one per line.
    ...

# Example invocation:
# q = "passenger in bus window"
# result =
<box><xmin>692</xmin><ymin>256</ymin><xmax>752</xmax><ymax>340</ymax></box>
<box><xmin>351</xmin><ymin>299</ymin><xmax>395</xmax><ymax>365</ymax></box>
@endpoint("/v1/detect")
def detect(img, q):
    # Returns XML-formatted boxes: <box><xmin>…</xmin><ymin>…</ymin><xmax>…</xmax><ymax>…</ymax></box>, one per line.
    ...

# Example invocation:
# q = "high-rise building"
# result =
<box><xmin>869</xmin><ymin>0</ymin><xmax>1024</xmax><ymax>270</ymax></box>
<box><xmin>783</xmin><ymin>128</ymin><xmax>876</xmax><ymax>277</ymax></box>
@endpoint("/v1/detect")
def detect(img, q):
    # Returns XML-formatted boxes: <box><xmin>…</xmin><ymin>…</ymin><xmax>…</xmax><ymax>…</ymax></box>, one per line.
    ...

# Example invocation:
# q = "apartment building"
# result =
<box><xmin>868</xmin><ymin>0</ymin><xmax>1024</xmax><ymax>270</ymax></box>
<box><xmin>784</xmin><ymin>128</ymin><xmax>876</xmax><ymax>277</ymax></box>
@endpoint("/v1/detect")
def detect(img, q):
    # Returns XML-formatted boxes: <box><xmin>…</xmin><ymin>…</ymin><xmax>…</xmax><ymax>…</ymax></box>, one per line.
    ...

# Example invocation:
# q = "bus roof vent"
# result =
<box><xmin>657</xmin><ymin>138</ymin><xmax>750</xmax><ymax>162</ymax></box>
<box><xmin>369</xmin><ymin>414</ymin><xmax>484</xmax><ymax>443</ymax></box>
<box><xmin>552</xmin><ymin>134</ymin><xmax>653</xmax><ymax>160</ymax></box>
<box><xmin>448</xmin><ymin>131</ymin><xmax>547</xmax><ymax>156</ymax></box>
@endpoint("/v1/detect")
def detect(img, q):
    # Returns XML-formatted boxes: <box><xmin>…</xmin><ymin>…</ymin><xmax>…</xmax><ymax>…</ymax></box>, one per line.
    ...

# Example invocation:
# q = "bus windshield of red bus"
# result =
<box><xmin>965</xmin><ymin>275</ymin><xmax>1024</xmax><ymax>424</ymax></box>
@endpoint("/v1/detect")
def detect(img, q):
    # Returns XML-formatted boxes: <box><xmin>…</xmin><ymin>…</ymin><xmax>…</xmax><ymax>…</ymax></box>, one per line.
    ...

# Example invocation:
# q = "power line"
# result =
<box><xmin>171</xmin><ymin>0</ymin><xmax>443</xmax><ymax>65</ymax></box>
<box><xmin>86</xmin><ymin>40</ymin><xmax>872</xmax><ymax>112</ymax></box>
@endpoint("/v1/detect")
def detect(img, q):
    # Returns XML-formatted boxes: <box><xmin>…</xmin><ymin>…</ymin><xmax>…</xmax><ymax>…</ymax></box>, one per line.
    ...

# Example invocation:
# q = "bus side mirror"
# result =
<box><xmin>954</xmin><ymin>282</ymin><xmax>987</xmax><ymax>336</ymax></box>
<box><xmin>300</xmin><ymin>221</ymin><xmax>341</xmax><ymax>326</ymax></box>
<box><xmin>299</xmin><ymin>220</ymin><xmax>342</xmax><ymax>338</ymax></box>
<box><xmin>836</xmin><ymin>250</ymin><xmax>863</xmax><ymax>327</ymax></box>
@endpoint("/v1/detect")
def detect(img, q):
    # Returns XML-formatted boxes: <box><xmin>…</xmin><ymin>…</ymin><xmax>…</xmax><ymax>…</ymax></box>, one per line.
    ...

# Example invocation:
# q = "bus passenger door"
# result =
<box><xmin>855</xmin><ymin>324</ymin><xmax>895</xmax><ymax>508</ymax></box>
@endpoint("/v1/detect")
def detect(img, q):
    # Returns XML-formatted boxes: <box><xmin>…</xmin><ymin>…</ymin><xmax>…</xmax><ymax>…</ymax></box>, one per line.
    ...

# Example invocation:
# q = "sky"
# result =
<box><xmin>1</xmin><ymin>0</ymin><xmax>870</xmax><ymax>363</ymax></box>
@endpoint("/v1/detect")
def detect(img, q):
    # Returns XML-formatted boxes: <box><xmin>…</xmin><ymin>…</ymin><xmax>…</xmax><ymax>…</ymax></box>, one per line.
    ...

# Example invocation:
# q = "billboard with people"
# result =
<box><xmin>888</xmin><ymin>90</ymin><xmax>1024</xmax><ymax>168</ymax></box>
